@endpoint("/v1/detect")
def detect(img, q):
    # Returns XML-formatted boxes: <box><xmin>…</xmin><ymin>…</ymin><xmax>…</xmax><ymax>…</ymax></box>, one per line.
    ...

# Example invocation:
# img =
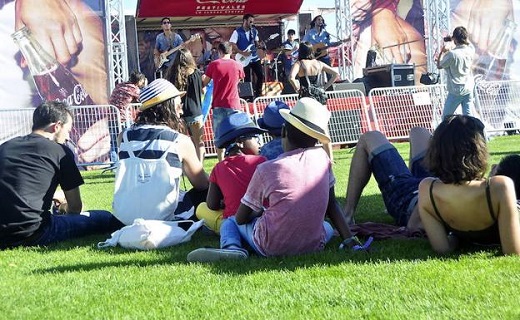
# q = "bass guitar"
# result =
<box><xmin>155</xmin><ymin>34</ymin><xmax>201</xmax><ymax>69</ymax></box>
<box><xmin>235</xmin><ymin>33</ymin><xmax>279</xmax><ymax>67</ymax></box>
<box><xmin>313</xmin><ymin>37</ymin><xmax>350</xmax><ymax>60</ymax></box>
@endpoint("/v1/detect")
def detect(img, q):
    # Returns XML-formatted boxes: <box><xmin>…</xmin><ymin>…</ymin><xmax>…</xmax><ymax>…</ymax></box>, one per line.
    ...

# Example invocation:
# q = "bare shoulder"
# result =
<box><xmin>418</xmin><ymin>177</ymin><xmax>436</xmax><ymax>191</ymax></box>
<box><xmin>489</xmin><ymin>175</ymin><xmax>515</xmax><ymax>193</ymax></box>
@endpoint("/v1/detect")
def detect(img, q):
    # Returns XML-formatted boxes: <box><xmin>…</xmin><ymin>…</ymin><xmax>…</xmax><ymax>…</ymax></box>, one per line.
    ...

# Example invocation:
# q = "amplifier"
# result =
<box><xmin>363</xmin><ymin>64</ymin><xmax>415</xmax><ymax>89</ymax></box>
<box><xmin>238</xmin><ymin>82</ymin><xmax>254</xmax><ymax>100</ymax></box>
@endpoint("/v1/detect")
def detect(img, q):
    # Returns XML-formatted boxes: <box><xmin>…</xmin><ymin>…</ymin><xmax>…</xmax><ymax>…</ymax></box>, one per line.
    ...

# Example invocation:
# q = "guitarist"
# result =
<box><xmin>229</xmin><ymin>14</ymin><xmax>264</xmax><ymax>99</ymax></box>
<box><xmin>303</xmin><ymin>15</ymin><xmax>332</xmax><ymax>66</ymax></box>
<box><xmin>154</xmin><ymin>17</ymin><xmax>184</xmax><ymax>76</ymax></box>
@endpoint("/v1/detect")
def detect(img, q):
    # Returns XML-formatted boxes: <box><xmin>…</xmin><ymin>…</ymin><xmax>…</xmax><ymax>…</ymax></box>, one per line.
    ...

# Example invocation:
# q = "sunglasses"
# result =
<box><xmin>162</xmin><ymin>21</ymin><xmax>171</xmax><ymax>25</ymax></box>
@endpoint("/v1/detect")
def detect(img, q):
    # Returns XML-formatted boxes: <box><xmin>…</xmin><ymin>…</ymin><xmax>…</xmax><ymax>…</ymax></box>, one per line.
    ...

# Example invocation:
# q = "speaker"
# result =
<box><xmin>363</xmin><ymin>64</ymin><xmax>415</xmax><ymax>89</ymax></box>
<box><xmin>262</xmin><ymin>82</ymin><xmax>284</xmax><ymax>96</ymax></box>
<box><xmin>328</xmin><ymin>109</ymin><xmax>362</xmax><ymax>143</ymax></box>
<box><xmin>238</xmin><ymin>82</ymin><xmax>254</xmax><ymax>100</ymax></box>
<box><xmin>332</xmin><ymin>82</ymin><xmax>367</xmax><ymax>96</ymax></box>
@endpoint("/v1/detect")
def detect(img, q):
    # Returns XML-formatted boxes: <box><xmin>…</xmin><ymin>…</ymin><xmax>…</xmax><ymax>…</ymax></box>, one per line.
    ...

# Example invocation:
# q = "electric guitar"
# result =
<box><xmin>155</xmin><ymin>34</ymin><xmax>201</xmax><ymax>69</ymax></box>
<box><xmin>235</xmin><ymin>33</ymin><xmax>279</xmax><ymax>67</ymax></box>
<box><xmin>313</xmin><ymin>37</ymin><xmax>351</xmax><ymax>60</ymax></box>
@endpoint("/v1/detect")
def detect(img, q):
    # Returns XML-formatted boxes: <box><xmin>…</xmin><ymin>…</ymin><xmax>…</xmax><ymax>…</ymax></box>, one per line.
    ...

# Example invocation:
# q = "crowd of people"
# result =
<box><xmin>1</xmin><ymin>14</ymin><xmax>520</xmax><ymax>260</ymax></box>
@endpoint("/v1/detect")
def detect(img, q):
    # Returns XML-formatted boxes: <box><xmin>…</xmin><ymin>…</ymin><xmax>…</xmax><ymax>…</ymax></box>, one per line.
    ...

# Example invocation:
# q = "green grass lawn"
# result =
<box><xmin>2</xmin><ymin>135</ymin><xmax>520</xmax><ymax>319</ymax></box>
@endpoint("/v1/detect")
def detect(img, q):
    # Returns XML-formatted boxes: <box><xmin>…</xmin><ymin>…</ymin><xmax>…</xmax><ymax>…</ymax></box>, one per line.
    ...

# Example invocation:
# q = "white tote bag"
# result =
<box><xmin>113</xmin><ymin>130</ymin><xmax>183</xmax><ymax>225</ymax></box>
<box><xmin>97</xmin><ymin>219</ymin><xmax>204</xmax><ymax>250</ymax></box>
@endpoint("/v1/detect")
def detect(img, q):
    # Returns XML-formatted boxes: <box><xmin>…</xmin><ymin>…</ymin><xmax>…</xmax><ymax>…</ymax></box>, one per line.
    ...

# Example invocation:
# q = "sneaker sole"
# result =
<box><xmin>187</xmin><ymin>248</ymin><xmax>247</xmax><ymax>263</ymax></box>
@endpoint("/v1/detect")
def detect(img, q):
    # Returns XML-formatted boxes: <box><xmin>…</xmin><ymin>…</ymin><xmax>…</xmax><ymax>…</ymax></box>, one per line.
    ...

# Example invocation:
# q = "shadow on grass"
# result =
<box><xmin>28</xmin><ymin>229</ymin><xmax>501</xmax><ymax>276</ymax></box>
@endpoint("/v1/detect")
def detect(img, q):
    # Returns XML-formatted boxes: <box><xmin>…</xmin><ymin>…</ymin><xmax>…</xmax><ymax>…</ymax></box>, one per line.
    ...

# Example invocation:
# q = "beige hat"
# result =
<box><xmin>279</xmin><ymin>97</ymin><xmax>331</xmax><ymax>143</ymax></box>
<box><xmin>139</xmin><ymin>79</ymin><xmax>186</xmax><ymax>111</ymax></box>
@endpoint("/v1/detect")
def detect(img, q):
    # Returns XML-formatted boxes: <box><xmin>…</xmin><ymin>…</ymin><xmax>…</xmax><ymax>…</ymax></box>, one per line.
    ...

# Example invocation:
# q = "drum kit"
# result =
<box><xmin>261</xmin><ymin>46</ymin><xmax>295</xmax><ymax>83</ymax></box>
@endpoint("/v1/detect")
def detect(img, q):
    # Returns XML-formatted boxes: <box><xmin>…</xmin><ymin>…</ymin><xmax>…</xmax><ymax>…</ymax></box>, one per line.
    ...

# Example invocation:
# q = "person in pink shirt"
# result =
<box><xmin>196</xmin><ymin>112</ymin><xmax>267</xmax><ymax>233</ymax></box>
<box><xmin>188</xmin><ymin>98</ymin><xmax>370</xmax><ymax>262</ymax></box>
<box><xmin>202</xmin><ymin>41</ymin><xmax>245</xmax><ymax>160</ymax></box>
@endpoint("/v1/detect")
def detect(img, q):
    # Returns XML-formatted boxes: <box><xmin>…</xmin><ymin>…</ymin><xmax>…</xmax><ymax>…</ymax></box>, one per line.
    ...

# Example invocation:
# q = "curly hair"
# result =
<box><xmin>134</xmin><ymin>99</ymin><xmax>185</xmax><ymax>133</ymax></box>
<box><xmin>425</xmin><ymin>115</ymin><xmax>488</xmax><ymax>184</ymax></box>
<box><xmin>165</xmin><ymin>48</ymin><xmax>197</xmax><ymax>92</ymax></box>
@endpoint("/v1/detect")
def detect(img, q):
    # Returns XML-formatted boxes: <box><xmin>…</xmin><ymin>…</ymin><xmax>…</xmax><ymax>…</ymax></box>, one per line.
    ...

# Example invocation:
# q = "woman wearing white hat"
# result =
<box><xmin>113</xmin><ymin>79</ymin><xmax>209</xmax><ymax>225</ymax></box>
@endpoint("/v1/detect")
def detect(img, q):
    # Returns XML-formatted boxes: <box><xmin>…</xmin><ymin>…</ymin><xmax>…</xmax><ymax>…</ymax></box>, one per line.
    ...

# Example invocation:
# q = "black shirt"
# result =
<box><xmin>0</xmin><ymin>133</ymin><xmax>84</xmax><ymax>246</ymax></box>
<box><xmin>182</xmin><ymin>70</ymin><xmax>203</xmax><ymax>118</ymax></box>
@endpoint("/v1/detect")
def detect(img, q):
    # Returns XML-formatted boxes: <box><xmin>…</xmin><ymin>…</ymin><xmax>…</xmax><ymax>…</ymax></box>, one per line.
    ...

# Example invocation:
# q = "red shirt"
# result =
<box><xmin>205</xmin><ymin>58</ymin><xmax>244</xmax><ymax>110</ymax></box>
<box><xmin>209</xmin><ymin>154</ymin><xmax>266</xmax><ymax>218</ymax></box>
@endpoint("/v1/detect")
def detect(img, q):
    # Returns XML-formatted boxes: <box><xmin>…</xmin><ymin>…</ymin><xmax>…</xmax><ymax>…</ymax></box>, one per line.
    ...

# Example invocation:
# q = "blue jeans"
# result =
<box><xmin>370</xmin><ymin>145</ymin><xmax>433</xmax><ymax>226</ymax></box>
<box><xmin>33</xmin><ymin>211</ymin><xmax>123</xmax><ymax>246</ymax></box>
<box><xmin>219</xmin><ymin>216</ymin><xmax>334</xmax><ymax>256</ymax></box>
<box><xmin>212</xmin><ymin>107</ymin><xmax>238</xmax><ymax>139</ymax></box>
<box><xmin>442</xmin><ymin>92</ymin><xmax>474</xmax><ymax>119</ymax></box>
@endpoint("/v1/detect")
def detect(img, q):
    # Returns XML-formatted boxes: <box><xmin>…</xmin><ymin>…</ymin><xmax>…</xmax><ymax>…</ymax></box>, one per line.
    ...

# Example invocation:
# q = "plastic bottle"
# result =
<box><xmin>11</xmin><ymin>26</ymin><xmax>94</xmax><ymax>106</ymax></box>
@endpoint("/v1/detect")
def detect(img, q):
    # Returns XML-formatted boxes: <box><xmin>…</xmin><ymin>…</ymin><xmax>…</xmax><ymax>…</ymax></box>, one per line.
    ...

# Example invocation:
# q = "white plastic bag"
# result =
<box><xmin>97</xmin><ymin>219</ymin><xmax>204</xmax><ymax>250</ymax></box>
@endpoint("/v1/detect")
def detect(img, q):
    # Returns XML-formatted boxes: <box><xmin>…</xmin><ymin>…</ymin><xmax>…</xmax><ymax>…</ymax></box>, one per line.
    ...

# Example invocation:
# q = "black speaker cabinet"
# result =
<box><xmin>328</xmin><ymin>109</ymin><xmax>362</xmax><ymax>143</ymax></box>
<box><xmin>238</xmin><ymin>82</ymin><xmax>254</xmax><ymax>100</ymax></box>
<box><xmin>363</xmin><ymin>64</ymin><xmax>415</xmax><ymax>89</ymax></box>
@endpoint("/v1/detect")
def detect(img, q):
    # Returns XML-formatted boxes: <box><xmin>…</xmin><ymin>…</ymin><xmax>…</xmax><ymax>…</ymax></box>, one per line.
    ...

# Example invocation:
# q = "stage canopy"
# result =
<box><xmin>135</xmin><ymin>0</ymin><xmax>304</xmax><ymax>29</ymax></box>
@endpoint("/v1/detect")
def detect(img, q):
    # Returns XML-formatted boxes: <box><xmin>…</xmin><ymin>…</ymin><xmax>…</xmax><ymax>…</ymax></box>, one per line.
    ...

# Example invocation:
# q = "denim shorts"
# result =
<box><xmin>370</xmin><ymin>145</ymin><xmax>432</xmax><ymax>226</ymax></box>
<box><xmin>212</xmin><ymin>107</ymin><xmax>239</xmax><ymax>139</ymax></box>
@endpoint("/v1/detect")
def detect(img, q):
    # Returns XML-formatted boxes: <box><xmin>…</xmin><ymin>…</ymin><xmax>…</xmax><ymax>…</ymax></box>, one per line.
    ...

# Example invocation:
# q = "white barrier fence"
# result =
<box><xmin>3</xmin><ymin>80</ymin><xmax>520</xmax><ymax>164</ymax></box>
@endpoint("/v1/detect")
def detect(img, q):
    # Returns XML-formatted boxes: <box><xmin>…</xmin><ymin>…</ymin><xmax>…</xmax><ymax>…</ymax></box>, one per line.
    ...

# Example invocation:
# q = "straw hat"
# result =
<box><xmin>215</xmin><ymin>112</ymin><xmax>267</xmax><ymax>149</ymax></box>
<box><xmin>139</xmin><ymin>79</ymin><xmax>186</xmax><ymax>111</ymax></box>
<box><xmin>279</xmin><ymin>97</ymin><xmax>331</xmax><ymax>143</ymax></box>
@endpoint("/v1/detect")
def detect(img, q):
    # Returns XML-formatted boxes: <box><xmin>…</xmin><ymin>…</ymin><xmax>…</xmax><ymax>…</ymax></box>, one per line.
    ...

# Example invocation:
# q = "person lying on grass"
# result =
<box><xmin>195</xmin><ymin>111</ymin><xmax>267</xmax><ymax>233</ymax></box>
<box><xmin>418</xmin><ymin>115</ymin><xmax>520</xmax><ymax>255</ymax></box>
<box><xmin>188</xmin><ymin>98</ymin><xmax>368</xmax><ymax>262</ymax></box>
<box><xmin>343</xmin><ymin>125</ymin><xmax>436</xmax><ymax>230</ymax></box>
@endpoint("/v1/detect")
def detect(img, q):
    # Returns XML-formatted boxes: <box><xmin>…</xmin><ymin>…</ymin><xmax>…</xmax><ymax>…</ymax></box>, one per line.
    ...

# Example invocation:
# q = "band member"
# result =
<box><xmin>230</xmin><ymin>14</ymin><xmax>264</xmax><ymax>99</ymax></box>
<box><xmin>303</xmin><ymin>15</ymin><xmax>332</xmax><ymax>66</ymax></box>
<box><xmin>154</xmin><ymin>17</ymin><xmax>184</xmax><ymax>75</ymax></box>
<box><xmin>281</xmin><ymin>29</ymin><xmax>299</xmax><ymax>80</ymax></box>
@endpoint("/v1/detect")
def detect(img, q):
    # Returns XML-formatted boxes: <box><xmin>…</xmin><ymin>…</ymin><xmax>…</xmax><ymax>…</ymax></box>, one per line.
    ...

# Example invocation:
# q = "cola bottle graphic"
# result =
<box><xmin>11</xmin><ymin>26</ymin><xmax>94</xmax><ymax>106</ymax></box>
<box><xmin>474</xmin><ymin>19</ymin><xmax>517</xmax><ymax>82</ymax></box>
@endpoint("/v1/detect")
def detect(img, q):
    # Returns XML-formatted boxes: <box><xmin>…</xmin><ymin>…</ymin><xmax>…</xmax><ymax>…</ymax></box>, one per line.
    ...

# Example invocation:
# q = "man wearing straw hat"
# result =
<box><xmin>188</xmin><ymin>98</ymin><xmax>370</xmax><ymax>262</ymax></box>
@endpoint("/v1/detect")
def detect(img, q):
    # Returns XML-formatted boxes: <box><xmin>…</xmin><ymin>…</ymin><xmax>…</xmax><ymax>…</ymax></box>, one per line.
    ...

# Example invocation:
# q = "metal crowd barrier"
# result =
<box><xmin>475</xmin><ymin>80</ymin><xmax>520</xmax><ymax>134</ymax></box>
<box><xmin>0</xmin><ymin>105</ymin><xmax>121</xmax><ymax>168</ymax></box>
<box><xmin>4</xmin><ymin>79</ymin><xmax>520</xmax><ymax>168</ymax></box>
<box><xmin>368</xmin><ymin>84</ymin><xmax>447</xmax><ymax>140</ymax></box>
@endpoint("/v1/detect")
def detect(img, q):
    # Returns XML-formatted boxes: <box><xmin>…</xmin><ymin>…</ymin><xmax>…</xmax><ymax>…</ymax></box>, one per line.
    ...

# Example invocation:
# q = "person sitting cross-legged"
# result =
<box><xmin>187</xmin><ymin>98</ymin><xmax>366</xmax><ymax>262</ymax></box>
<box><xmin>0</xmin><ymin>101</ymin><xmax>124</xmax><ymax>249</ymax></box>
<box><xmin>195</xmin><ymin>112</ymin><xmax>267</xmax><ymax>233</ymax></box>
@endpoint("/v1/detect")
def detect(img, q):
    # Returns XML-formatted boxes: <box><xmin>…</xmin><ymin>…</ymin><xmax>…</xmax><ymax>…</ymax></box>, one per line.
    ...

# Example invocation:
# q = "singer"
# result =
<box><xmin>230</xmin><ymin>13</ymin><xmax>264</xmax><ymax>99</ymax></box>
<box><xmin>303</xmin><ymin>15</ymin><xmax>332</xmax><ymax>66</ymax></box>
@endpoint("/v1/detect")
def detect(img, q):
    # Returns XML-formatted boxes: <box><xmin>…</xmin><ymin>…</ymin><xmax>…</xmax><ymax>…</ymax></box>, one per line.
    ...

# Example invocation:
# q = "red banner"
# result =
<box><xmin>137</xmin><ymin>0</ymin><xmax>303</xmax><ymax>18</ymax></box>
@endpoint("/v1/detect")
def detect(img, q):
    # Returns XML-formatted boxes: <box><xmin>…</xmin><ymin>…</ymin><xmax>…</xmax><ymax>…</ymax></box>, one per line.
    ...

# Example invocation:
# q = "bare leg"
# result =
<box><xmin>344</xmin><ymin>131</ymin><xmax>392</xmax><ymax>224</ymax></box>
<box><xmin>408</xmin><ymin>127</ymin><xmax>431</xmax><ymax>167</ymax></box>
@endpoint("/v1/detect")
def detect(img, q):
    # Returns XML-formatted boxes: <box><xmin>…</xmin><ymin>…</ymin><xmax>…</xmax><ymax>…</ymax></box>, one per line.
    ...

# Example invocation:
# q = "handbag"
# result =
<box><xmin>112</xmin><ymin>129</ymin><xmax>186</xmax><ymax>225</ymax></box>
<box><xmin>97</xmin><ymin>218</ymin><xmax>204</xmax><ymax>250</ymax></box>
<box><xmin>298</xmin><ymin>61</ymin><xmax>328</xmax><ymax>105</ymax></box>
<box><xmin>420</xmin><ymin>72</ymin><xmax>439</xmax><ymax>85</ymax></box>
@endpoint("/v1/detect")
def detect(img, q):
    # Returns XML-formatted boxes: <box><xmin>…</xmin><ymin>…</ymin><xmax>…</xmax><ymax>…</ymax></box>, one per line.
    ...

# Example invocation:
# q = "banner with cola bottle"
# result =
<box><xmin>0</xmin><ymin>0</ymin><xmax>111</xmax><ymax>166</ymax></box>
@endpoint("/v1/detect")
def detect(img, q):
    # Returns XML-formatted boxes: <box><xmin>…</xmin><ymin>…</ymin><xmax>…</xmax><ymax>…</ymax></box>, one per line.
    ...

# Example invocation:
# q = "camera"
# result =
<box><xmin>443</xmin><ymin>36</ymin><xmax>452</xmax><ymax>42</ymax></box>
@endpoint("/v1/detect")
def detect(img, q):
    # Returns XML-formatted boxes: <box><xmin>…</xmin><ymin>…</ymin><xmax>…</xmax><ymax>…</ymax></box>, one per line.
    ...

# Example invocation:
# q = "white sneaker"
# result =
<box><xmin>187</xmin><ymin>248</ymin><xmax>248</xmax><ymax>263</ymax></box>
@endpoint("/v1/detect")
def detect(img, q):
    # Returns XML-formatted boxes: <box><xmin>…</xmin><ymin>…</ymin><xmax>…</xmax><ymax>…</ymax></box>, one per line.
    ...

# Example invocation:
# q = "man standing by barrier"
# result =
<box><xmin>202</xmin><ymin>42</ymin><xmax>245</xmax><ymax>161</ymax></box>
<box><xmin>0</xmin><ymin>101</ymin><xmax>123</xmax><ymax>249</ymax></box>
